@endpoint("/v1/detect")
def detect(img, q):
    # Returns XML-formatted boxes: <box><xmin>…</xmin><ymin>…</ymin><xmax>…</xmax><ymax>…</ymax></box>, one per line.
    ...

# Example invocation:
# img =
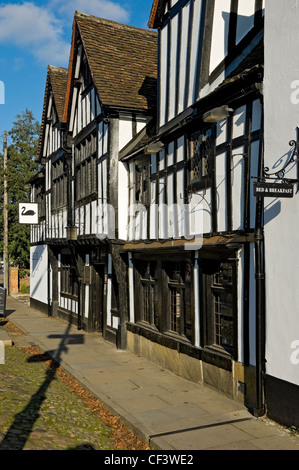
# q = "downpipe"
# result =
<box><xmin>254</xmin><ymin>129</ymin><xmax>266</xmax><ymax>417</ymax></box>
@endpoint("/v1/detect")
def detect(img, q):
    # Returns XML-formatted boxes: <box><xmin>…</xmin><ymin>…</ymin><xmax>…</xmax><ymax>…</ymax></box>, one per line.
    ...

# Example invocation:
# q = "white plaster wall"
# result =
<box><xmin>178</xmin><ymin>2</ymin><xmax>190</xmax><ymax>115</ymax></box>
<box><xmin>264</xmin><ymin>0</ymin><xmax>299</xmax><ymax>385</ymax></box>
<box><xmin>169</xmin><ymin>12</ymin><xmax>179</xmax><ymax>121</ymax></box>
<box><xmin>160</xmin><ymin>24</ymin><xmax>168</xmax><ymax>126</ymax></box>
<box><xmin>30</xmin><ymin>245</ymin><xmax>48</xmax><ymax>304</ymax></box>
<box><xmin>188</xmin><ymin>0</ymin><xmax>202</xmax><ymax>106</ymax></box>
<box><xmin>236</xmin><ymin>0</ymin><xmax>255</xmax><ymax>45</ymax></box>
<box><xmin>118</xmin><ymin>161</ymin><xmax>129</xmax><ymax>240</ymax></box>
<box><xmin>119</xmin><ymin>115</ymin><xmax>133</xmax><ymax>151</ymax></box>
<box><xmin>216</xmin><ymin>152</ymin><xmax>227</xmax><ymax>232</ymax></box>
<box><xmin>209</xmin><ymin>0</ymin><xmax>231</xmax><ymax>74</ymax></box>
<box><xmin>231</xmin><ymin>146</ymin><xmax>245</xmax><ymax>231</ymax></box>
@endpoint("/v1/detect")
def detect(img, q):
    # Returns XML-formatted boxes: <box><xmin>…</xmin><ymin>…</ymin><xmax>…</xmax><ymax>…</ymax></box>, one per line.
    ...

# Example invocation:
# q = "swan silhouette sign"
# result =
<box><xmin>19</xmin><ymin>203</ymin><xmax>38</xmax><ymax>224</ymax></box>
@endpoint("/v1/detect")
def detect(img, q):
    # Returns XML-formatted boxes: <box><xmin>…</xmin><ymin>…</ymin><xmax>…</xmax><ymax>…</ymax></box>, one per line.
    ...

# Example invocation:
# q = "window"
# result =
<box><xmin>188</xmin><ymin>127</ymin><xmax>214</xmax><ymax>190</ymax></box>
<box><xmin>52</xmin><ymin>157</ymin><xmax>67</xmax><ymax>210</ymax></box>
<box><xmin>164</xmin><ymin>261</ymin><xmax>192</xmax><ymax>341</ymax></box>
<box><xmin>75</xmin><ymin>131</ymin><xmax>97</xmax><ymax>202</ymax></box>
<box><xmin>81</xmin><ymin>58</ymin><xmax>92</xmax><ymax>90</ymax></box>
<box><xmin>212</xmin><ymin>263</ymin><xmax>233</xmax><ymax>351</ymax></box>
<box><xmin>34</xmin><ymin>180</ymin><xmax>46</xmax><ymax>219</ymax></box>
<box><xmin>60</xmin><ymin>255</ymin><xmax>78</xmax><ymax>300</ymax></box>
<box><xmin>202</xmin><ymin>260</ymin><xmax>236</xmax><ymax>356</ymax></box>
<box><xmin>111</xmin><ymin>270</ymin><xmax>119</xmax><ymax>316</ymax></box>
<box><xmin>135</xmin><ymin>159</ymin><xmax>150</xmax><ymax>205</ymax></box>
<box><xmin>135</xmin><ymin>260</ymin><xmax>158</xmax><ymax>328</ymax></box>
<box><xmin>134</xmin><ymin>258</ymin><xmax>194</xmax><ymax>343</ymax></box>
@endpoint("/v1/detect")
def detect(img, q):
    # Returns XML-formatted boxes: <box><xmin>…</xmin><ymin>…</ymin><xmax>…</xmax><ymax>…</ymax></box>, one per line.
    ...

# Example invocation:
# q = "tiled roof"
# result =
<box><xmin>48</xmin><ymin>66</ymin><xmax>68</xmax><ymax>122</ymax></box>
<box><xmin>73</xmin><ymin>12</ymin><xmax>158</xmax><ymax>112</ymax></box>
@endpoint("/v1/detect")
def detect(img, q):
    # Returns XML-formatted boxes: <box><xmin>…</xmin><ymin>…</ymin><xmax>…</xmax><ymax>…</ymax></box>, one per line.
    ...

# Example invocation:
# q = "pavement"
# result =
<box><xmin>1</xmin><ymin>294</ymin><xmax>299</xmax><ymax>451</ymax></box>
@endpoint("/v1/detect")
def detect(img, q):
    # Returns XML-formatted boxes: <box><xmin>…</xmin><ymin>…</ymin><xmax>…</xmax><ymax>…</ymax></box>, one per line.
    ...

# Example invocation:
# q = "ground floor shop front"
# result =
<box><xmin>30</xmin><ymin>237</ymin><xmax>262</xmax><ymax>414</ymax></box>
<box><xmin>124</xmin><ymin>239</ymin><xmax>260</xmax><ymax>413</ymax></box>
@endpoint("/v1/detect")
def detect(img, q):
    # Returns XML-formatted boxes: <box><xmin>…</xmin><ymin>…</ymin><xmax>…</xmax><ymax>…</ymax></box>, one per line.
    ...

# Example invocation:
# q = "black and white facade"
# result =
<box><xmin>30</xmin><ymin>65</ymin><xmax>68</xmax><ymax>315</ymax></box>
<box><xmin>121</xmin><ymin>0</ymin><xmax>264</xmax><ymax>414</ymax></box>
<box><xmin>30</xmin><ymin>1</ymin><xmax>299</xmax><ymax>427</ymax></box>
<box><xmin>30</xmin><ymin>13</ymin><xmax>158</xmax><ymax>347</ymax></box>
<box><xmin>263</xmin><ymin>0</ymin><xmax>299</xmax><ymax>427</ymax></box>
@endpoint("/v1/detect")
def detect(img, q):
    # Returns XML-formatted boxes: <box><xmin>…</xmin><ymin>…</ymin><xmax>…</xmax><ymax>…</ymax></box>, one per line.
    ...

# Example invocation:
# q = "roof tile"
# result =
<box><xmin>75</xmin><ymin>12</ymin><xmax>158</xmax><ymax>111</ymax></box>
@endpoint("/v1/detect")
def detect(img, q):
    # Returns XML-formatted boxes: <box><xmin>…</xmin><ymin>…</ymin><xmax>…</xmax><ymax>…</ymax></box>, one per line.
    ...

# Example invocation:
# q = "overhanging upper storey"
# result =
<box><xmin>148</xmin><ymin>0</ymin><xmax>264</xmax><ymax>132</ymax></box>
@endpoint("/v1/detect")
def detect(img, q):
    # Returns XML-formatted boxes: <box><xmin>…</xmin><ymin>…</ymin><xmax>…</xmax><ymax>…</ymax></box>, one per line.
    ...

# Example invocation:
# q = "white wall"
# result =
<box><xmin>30</xmin><ymin>245</ymin><xmax>48</xmax><ymax>305</ymax></box>
<box><xmin>209</xmin><ymin>0</ymin><xmax>231</xmax><ymax>74</ymax></box>
<box><xmin>159</xmin><ymin>0</ymin><xmax>205</xmax><ymax>126</ymax></box>
<box><xmin>118</xmin><ymin>115</ymin><xmax>147</xmax><ymax>241</ymax></box>
<box><xmin>264</xmin><ymin>0</ymin><xmax>299</xmax><ymax>385</ymax></box>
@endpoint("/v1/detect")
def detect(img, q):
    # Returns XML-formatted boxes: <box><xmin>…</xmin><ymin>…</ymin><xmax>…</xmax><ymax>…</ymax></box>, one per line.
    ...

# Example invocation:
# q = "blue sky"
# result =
<box><xmin>0</xmin><ymin>0</ymin><xmax>155</xmax><ymax>146</ymax></box>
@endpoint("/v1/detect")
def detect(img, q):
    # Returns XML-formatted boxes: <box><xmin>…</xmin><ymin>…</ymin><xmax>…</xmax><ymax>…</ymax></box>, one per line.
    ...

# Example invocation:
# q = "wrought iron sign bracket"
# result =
<box><xmin>253</xmin><ymin>128</ymin><xmax>299</xmax><ymax>198</ymax></box>
<box><xmin>262</xmin><ymin>127</ymin><xmax>299</xmax><ymax>186</ymax></box>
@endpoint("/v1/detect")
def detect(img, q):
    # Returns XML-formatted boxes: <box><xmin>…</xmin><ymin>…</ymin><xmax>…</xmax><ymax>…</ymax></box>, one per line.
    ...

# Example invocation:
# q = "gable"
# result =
<box><xmin>37</xmin><ymin>65</ymin><xmax>68</xmax><ymax>162</ymax></box>
<box><xmin>48</xmin><ymin>66</ymin><xmax>68</xmax><ymax>122</ymax></box>
<box><xmin>64</xmin><ymin>11</ymin><xmax>158</xmax><ymax>126</ymax></box>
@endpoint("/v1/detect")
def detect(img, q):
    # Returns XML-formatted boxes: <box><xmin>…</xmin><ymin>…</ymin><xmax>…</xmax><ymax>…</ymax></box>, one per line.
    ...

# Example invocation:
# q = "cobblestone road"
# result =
<box><xmin>0</xmin><ymin>321</ymin><xmax>148</xmax><ymax>451</ymax></box>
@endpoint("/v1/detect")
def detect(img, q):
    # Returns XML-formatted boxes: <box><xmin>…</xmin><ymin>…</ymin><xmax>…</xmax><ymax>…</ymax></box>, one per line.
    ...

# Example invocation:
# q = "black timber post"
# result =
<box><xmin>111</xmin><ymin>243</ymin><xmax>129</xmax><ymax>350</ymax></box>
<box><xmin>254</xmin><ymin>114</ymin><xmax>266</xmax><ymax>417</ymax></box>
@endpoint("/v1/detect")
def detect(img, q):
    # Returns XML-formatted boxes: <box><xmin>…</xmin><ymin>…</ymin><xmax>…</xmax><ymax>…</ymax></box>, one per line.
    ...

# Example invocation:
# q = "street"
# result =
<box><xmin>0</xmin><ymin>290</ymin><xmax>149</xmax><ymax>451</ymax></box>
<box><xmin>0</xmin><ymin>333</ymin><xmax>114</xmax><ymax>450</ymax></box>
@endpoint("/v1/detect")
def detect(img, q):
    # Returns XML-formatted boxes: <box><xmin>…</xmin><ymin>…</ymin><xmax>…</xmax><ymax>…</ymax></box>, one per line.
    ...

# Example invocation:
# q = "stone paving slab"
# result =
<box><xmin>3</xmin><ymin>294</ymin><xmax>299</xmax><ymax>451</ymax></box>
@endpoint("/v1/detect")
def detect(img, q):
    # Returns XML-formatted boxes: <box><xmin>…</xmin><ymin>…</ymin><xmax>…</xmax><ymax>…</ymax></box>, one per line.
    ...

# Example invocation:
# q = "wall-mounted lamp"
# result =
<box><xmin>203</xmin><ymin>105</ymin><xmax>233</xmax><ymax>123</ymax></box>
<box><xmin>144</xmin><ymin>140</ymin><xmax>164</xmax><ymax>154</ymax></box>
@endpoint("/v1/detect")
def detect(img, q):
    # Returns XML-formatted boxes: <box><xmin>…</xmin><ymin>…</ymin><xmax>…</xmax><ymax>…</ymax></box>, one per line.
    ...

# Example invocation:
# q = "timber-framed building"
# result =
<box><xmin>31</xmin><ymin>1</ymin><xmax>299</xmax><ymax>427</ymax></box>
<box><xmin>120</xmin><ymin>0</ymin><xmax>264</xmax><ymax>413</ymax></box>
<box><xmin>30</xmin><ymin>12</ymin><xmax>158</xmax><ymax>347</ymax></box>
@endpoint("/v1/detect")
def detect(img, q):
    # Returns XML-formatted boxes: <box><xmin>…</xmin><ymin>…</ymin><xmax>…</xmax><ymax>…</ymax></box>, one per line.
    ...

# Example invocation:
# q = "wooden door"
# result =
<box><xmin>91</xmin><ymin>264</ymin><xmax>104</xmax><ymax>332</ymax></box>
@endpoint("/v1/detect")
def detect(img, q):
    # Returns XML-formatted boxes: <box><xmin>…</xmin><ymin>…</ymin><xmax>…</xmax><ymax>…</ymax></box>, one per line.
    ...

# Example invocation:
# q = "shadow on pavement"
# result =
<box><xmin>67</xmin><ymin>444</ymin><xmax>96</xmax><ymax>450</ymax></box>
<box><xmin>0</xmin><ymin>322</ymin><xmax>85</xmax><ymax>450</ymax></box>
<box><xmin>2</xmin><ymin>310</ymin><xmax>16</xmax><ymax>317</ymax></box>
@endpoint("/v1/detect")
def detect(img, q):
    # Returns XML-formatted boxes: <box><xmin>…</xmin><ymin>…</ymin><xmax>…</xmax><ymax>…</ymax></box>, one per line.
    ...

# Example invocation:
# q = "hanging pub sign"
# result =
<box><xmin>253</xmin><ymin>182</ymin><xmax>294</xmax><ymax>198</ymax></box>
<box><xmin>19</xmin><ymin>203</ymin><xmax>39</xmax><ymax>224</ymax></box>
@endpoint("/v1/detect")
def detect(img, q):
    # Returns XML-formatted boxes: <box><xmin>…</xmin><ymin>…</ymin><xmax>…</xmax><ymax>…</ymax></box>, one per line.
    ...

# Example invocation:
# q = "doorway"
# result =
<box><xmin>90</xmin><ymin>264</ymin><xmax>104</xmax><ymax>332</ymax></box>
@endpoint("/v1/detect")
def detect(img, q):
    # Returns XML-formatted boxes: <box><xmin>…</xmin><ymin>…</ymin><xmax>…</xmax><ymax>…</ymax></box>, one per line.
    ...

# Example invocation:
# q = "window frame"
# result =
<box><xmin>134</xmin><ymin>158</ymin><xmax>150</xmax><ymax>207</ymax></box>
<box><xmin>59</xmin><ymin>254</ymin><xmax>79</xmax><ymax>301</ymax></box>
<box><xmin>51</xmin><ymin>156</ymin><xmax>68</xmax><ymax>211</ymax></box>
<box><xmin>134</xmin><ymin>259</ymin><xmax>159</xmax><ymax>329</ymax></box>
<box><xmin>200</xmin><ymin>258</ymin><xmax>238</xmax><ymax>359</ymax></box>
<box><xmin>187</xmin><ymin>125</ymin><xmax>215</xmax><ymax>191</ymax></box>
<box><xmin>163</xmin><ymin>260</ymin><xmax>193</xmax><ymax>342</ymax></box>
<box><xmin>75</xmin><ymin>130</ymin><xmax>97</xmax><ymax>203</ymax></box>
<box><xmin>33</xmin><ymin>179</ymin><xmax>46</xmax><ymax>220</ymax></box>
<box><xmin>211</xmin><ymin>263</ymin><xmax>234</xmax><ymax>352</ymax></box>
<box><xmin>133</xmin><ymin>256</ymin><xmax>194</xmax><ymax>344</ymax></box>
